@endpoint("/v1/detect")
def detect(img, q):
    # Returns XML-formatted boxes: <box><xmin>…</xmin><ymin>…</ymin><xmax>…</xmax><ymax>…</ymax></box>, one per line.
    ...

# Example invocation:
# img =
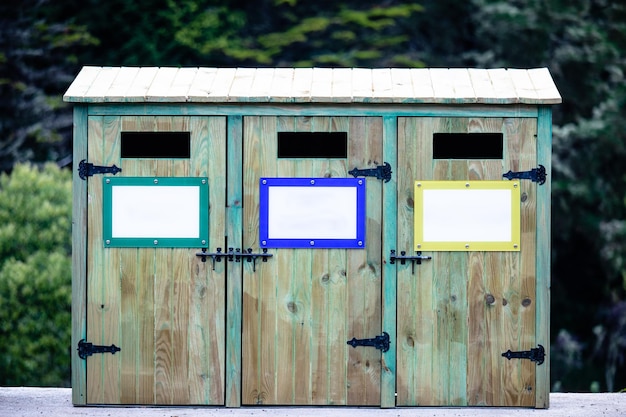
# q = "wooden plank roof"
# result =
<box><xmin>63</xmin><ymin>66</ymin><xmax>562</xmax><ymax>105</ymax></box>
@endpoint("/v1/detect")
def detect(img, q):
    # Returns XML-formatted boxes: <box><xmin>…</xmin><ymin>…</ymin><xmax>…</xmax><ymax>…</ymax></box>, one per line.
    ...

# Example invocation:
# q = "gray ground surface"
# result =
<box><xmin>0</xmin><ymin>388</ymin><xmax>624</xmax><ymax>417</ymax></box>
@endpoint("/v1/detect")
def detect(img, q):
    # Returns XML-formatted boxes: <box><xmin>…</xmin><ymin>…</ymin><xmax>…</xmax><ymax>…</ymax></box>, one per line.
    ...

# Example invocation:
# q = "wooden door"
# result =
<box><xmin>396</xmin><ymin>117</ymin><xmax>538</xmax><ymax>406</ymax></box>
<box><xmin>86</xmin><ymin>116</ymin><xmax>226</xmax><ymax>405</ymax></box>
<box><xmin>242</xmin><ymin>116</ymin><xmax>383</xmax><ymax>405</ymax></box>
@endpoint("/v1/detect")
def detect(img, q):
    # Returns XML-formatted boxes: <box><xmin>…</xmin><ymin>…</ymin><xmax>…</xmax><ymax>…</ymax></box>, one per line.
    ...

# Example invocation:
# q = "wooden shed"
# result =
<box><xmin>64</xmin><ymin>66</ymin><xmax>561</xmax><ymax>409</ymax></box>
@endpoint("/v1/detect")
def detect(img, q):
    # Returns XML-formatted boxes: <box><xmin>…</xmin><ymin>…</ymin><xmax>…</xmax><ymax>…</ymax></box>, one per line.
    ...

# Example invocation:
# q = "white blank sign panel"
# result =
<box><xmin>111</xmin><ymin>186</ymin><xmax>199</xmax><ymax>238</ymax></box>
<box><xmin>103</xmin><ymin>177</ymin><xmax>208</xmax><ymax>247</ymax></box>
<box><xmin>260</xmin><ymin>178</ymin><xmax>366</xmax><ymax>248</ymax></box>
<box><xmin>414</xmin><ymin>181</ymin><xmax>520</xmax><ymax>251</ymax></box>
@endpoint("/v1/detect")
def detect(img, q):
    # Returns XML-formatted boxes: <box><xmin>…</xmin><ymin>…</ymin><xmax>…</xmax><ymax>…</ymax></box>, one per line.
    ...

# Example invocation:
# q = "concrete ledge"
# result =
<box><xmin>1</xmin><ymin>388</ymin><xmax>624</xmax><ymax>417</ymax></box>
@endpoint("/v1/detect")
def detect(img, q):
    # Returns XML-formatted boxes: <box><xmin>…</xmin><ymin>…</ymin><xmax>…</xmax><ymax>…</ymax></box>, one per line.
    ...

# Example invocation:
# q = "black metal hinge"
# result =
<box><xmin>502</xmin><ymin>165</ymin><xmax>546</xmax><ymax>185</ymax></box>
<box><xmin>77</xmin><ymin>339</ymin><xmax>121</xmax><ymax>359</ymax></box>
<box><xmin>347</xmin><ymin>332</ymin><xmax>390</xmax><ymax>352</ymax></box>
<box><xmin>502</xmin><ymin>344</ymin><xmax>545</xmax><ymax>365</ymax></box>
<box><xmin>349</xmin><ymin>162</ymin><xmax>392</xmax><ymax>183</ymax></box>
<box><xmin>78</xmin><ymin>159</ymin><xmax>122</xmax><ymax>180</ymax></box>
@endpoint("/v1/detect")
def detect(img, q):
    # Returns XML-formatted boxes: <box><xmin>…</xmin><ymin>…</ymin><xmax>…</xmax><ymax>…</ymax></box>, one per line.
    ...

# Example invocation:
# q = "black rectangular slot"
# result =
<box><xmin>121</xmin><ymin>132</ymin><xmax>191</xmax><ymax>158</ymax></box>
<box><xmin>433</xmin><ymin>133</ymin><xmax>503</xmax><ymax>159</ymax></box>
<box><xmin>277</xmin><ymin>132</ymin><xmax>347</xmax><ymax>158</ymax></box>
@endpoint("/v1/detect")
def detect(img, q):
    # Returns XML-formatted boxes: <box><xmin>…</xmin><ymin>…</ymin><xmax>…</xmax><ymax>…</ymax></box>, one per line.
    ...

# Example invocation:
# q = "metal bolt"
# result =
<box><xmin>417</xmin><ymin>244</ymin><xmax>421</xmax><ymax>249</ymax></box>
<box><xmin>201</xmin><ymin>240</ymin><xmax>206</xmax><ymax>245</ymax></box>
<box><xmin>358</xmin><ymin>241</ymin><xmax>363</xmax><ymax>246</ymax></box>
<box><xmin>514</xmin><ymin>182</ymin><xmax>518</xmax><ymax>188</ymax></box>
<box><xmin>514</xmin><ymin>244</ymin><xmax>518</xmax><ymax>249</ymax></box>
<box><xmin>105</xmin><ymin>178</ymin><xmax>111</xmax><ymax>184</ymax></box>
<box><xmin>465</xmin><ymin>244</ymin><xmax>470</xmax><ymax>249</ymax></box>
<box><xmin>465</xmin><ymin>183</ymin><xmax>470</xmax><ymax>188</ymax></box>
<box><xmin>358</xmin><ymin>180</ymin><xmax>363</xmax><ymax>185</ymax></box>
<box><xmin>417</xmin><ymin>183</ymin><xmax>421</xmax><ymax>187</ymax></box>
<box><xmin>201</xmin><ymin>179</ymin><xmax>206</xmax><ymax>185</ymax></box>
<box><xmin>310</xmin><ymin>240</ymin><xmax>315</xmax><ymax>246</ymax></box>
<box><xmin>154</xmin><ymin>240</ymin><xmax>158</xmax><ymax>245</ymax></box>
<box><xmin>261</xmin><ymin>240</ymin><xmax>267</xmax><ymax>245</ymax></box>
<box><xmin>310</xmin><ymin>179</ymin><xmax>315</xmax><ymax>185</ymax></box>
<box><xmin>105</xmin><ymin>239</ymin><xmax>111</xmax><ymax>245</ymax></box>
<box><xmin>262</xmin><ymin>179</ymin><xmax>267</xmax><ymax>185</ymax></box>
<box><xmin>154</xmin><ymin>179</ymin><xmax>158</xmax><ymax>184</ymax></box>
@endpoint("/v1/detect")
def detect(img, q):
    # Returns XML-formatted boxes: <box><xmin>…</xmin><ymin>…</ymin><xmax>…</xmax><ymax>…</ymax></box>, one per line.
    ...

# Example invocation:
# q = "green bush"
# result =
<box><xmin>0</xmin><ymin>163</ymin><xmax>72</xmax><ymax>386</ymax></box>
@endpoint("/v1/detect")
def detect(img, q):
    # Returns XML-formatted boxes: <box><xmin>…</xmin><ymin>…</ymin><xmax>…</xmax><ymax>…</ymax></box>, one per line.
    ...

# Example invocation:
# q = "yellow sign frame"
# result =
<box><xmin>414</xmin><ymin>181</ymin><xmax>520</xmax><ymax>251</ymax></box>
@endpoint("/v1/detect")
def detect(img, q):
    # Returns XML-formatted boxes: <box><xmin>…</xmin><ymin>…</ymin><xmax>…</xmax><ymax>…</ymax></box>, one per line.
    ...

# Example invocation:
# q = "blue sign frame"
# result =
<box><xmin>259</xmin><ymin>178</ymin><xmax>366</xmax><ymax>249</ymax></box>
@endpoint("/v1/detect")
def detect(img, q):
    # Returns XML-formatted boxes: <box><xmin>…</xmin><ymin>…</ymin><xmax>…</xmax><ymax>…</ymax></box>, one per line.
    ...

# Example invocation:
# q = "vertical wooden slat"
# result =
<box><xmin>102</xmin><ymin>116</ymin><xmax>123</xmax><ymax>403</ymax></box>
<box><xmin>86</xmin><ymin>115</ymin><xmax>104</xmax><ymax>404</ymax></box>
<box><xmin>226</xmin><ymin>115</ymin><xmax>243</xmax><ymax>407</ymax></box>
<box><xmin>380</xmin><ymin>115</ymin><xmax>397</xmax><ymax>408</ymax></box>
<box><xmin>71</xmin><ymin>105</ymin><xmax>88</xmax><ymax>405</ymax></box>
<box><xmin>535</xmin><ymin>107</ymin><xmax>552</xmax><ymax>408</ymax></box>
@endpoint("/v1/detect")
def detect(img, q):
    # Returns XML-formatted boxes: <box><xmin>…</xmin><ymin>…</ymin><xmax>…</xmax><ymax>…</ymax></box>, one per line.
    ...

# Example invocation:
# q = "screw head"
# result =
<box><xmin>105</xmin><ymin>239</ymin><xmax>111</xmax><ymax>245</ymax></box>
<box><xmin>310</xmin><ymin>240</ymin><xmax>315</xmax><ymax>246</ymax></box>
<box><xmin>153</xmin><ymin>178</ymin><xmax>159</xmax><ymax>184</ymax></box>
<box><xmin>310</xmin><ymin>179</ymin><xmax>315</xmax><ymax>185</ymax></box>
<box><xmin>105</xmin><ymin>178</ymin><xmax>111</xmax><ymax>184</ymax></box>
<box><xmin>201</xmin><ymin>240</ymin><xmax>206</xmax><ymax>245</ymax></box>
<box><xmin>154</xmin><ymin>240</ymin><xmax>158</xmax><ymax>245</ymax></box>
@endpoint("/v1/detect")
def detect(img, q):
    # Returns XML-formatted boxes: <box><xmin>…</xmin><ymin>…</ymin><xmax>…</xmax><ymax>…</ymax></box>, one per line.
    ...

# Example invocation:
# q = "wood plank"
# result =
<box><xmin>528</xmin><ymin>68</ymin><xmax>562</xmax><ymax>103</ymax></box>
<box><xmin>124</xmin><ymin>67</ymin><xmax>159</xmax><ymax>100</ymax></box>
<box><xmin>487</xmin><ymin>69</ymin><xmax>519</xmax><ymax>104</ymax></box>
<box><xmin>71</xmin><ymin>106</ymin><xmax>88</xmax><ymax>405</ymax></box>
<box><xmin>105</xmin><ymin>67</ymin><xmax>140</xmax><ymax>102</ymax></box>
<box><xmin>409</xmin><ymin>68</ymin><xmax>434</xmax><ymax>101</ymax></box>
<box><xmin>429</xmin><ymin>69</ymin><xmax>456</xmax><ymax>103</ymax></box>
<box><xmin>207</xmin><ymin>68</ymin><xmax>237</xmax><ymax>102</ymax></box>
<box><xmin>242</xmin><ymin>116</ymin><xmax>278</xmax><ymax>404</ymax></box>
<box><xmin>269</xmin><ymin>68</ymin><xmax>295</xmax><ymax>102</ymax></box>
<box><xmin>84</xmin><ymin>67</ymin><xmax>120</xmax><ymax>101</ymax></box>
<box><xmin>228</xmin><ymin>67</ymin><xmax>257</xmax><ymax>102</ymax></box>
<box><xmin>101</xmin><ymin>116</ymin><xmax>123</xmax><ymax>404</ymax></box>
<box><xmin>535</xmin><ymin>106</ymin><xmax>552</xmax><ymax>408</ymax></box>
<box><xmin>86</xmin><ymin>115</ymin><xmax>105</xmax><ymax>404</ymax></box>
<box><xmin>64</xmin><ymin>66</ymin><xmax>102</xmax><ymax>100</ymax></box>
<box><xmin>169</xmin><ymin>68</ymin><xmax>198</xmax><ymax>100</ymax></box>
<box><xmin>449</xmin><ymin>68</ymin><xmax>475</xmax><ymax>103</ymax></box>
<box><xmin>380</xmin><ymin>115</ymin><xmax>397</xmax><ymax>408</ymax></box>
<box><xmin>290</xmin><ymin>68</ymin><xmax>313</xmax><ymax>101</ymax></box>
<box><xmin>371</xmin><ymin>69</ymin><xmax>393</xmax><ymax>102</ymax></box>
<box><xmin>311</xmin><ymin>68</ymin><xmax>333</xmax><ymax>102</ymax></box>
<box><xmin>331</xmin><ymin>69</ymin><xmax>352</xmax><ymax>103</ymax></box>
<box><xmin>225</xmin><ymin>115</ymin><xmax>243</xmax><ymax>407</ymax></box>
<box><xmin>247</xmin><ymin>68</ymin><xmax>274</xmax><ymax>102</ymax></box>
<box><xmin>390</xmin><ymin>68</ymin><xmax>413</xmax><ymax>103</ymax></box>
<box><xmin>468</xmin><ymin>68</ymin><xmax>497</xmax><ymax>104</ymax></box>
<box><xmin>146</xmin><ymin>67</ymin><xmax>180</xmax><ymax>101</ymax></box>
<box><xmin>187</xmin><ymin>67</ymin><xmax>218</xmax><ymax>101</ymax></box>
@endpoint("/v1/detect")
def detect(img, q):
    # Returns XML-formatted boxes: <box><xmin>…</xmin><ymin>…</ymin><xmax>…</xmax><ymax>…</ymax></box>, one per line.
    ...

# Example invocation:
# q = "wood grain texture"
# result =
<box><xmin>65</xmin><ymin>67</ymin><xmax>561</xmax><ymax>105</ymax></box>
<box><xmin>86</xmin><ymin>116</ymin><xmax>226</xmax><ymax>405</ymax></box>
<box><xmin>396</xmin><ymin>117</ymin><xmax>538</xmax><ymax>407</ymax></box>
<box><xmin>71</xmin><ymin>106</ymin><xmax>88</xmax><ymax>405</ymax></box>
<box><xmin>242</xmin><ymin>116</ymin><xmax>382</xmax><ymax>406</ymax></box>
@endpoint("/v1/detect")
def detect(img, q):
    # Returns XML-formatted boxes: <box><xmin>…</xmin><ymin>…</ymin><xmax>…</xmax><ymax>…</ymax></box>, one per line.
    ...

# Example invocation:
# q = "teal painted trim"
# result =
<box><xmin>71</xmin><ymin>105</ymin><xmax>88</xmax><ymax>405</ymax></box>
<box><xmin>102</xmin><ymin>177</ymin><xmax>209</xmax><ymax>248</ymax></box>
<box><xmin>86</xmin><ymin>103</ymin><xmax>539</xmax><ymax>118</ymax></box>
<box><xmin>535</xmin><ymin>106</ymin><xmax>552</xmax><ymax>408</ymax></box>
<box><xmin>225</xmin><ymin>115</ymin><xmax>243</xmax><ymax>407</ymax></box>
<box><xmin>381</xmin><ymin>116</ymin><xmax>398</xmax><ymax>408</ymax></box>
